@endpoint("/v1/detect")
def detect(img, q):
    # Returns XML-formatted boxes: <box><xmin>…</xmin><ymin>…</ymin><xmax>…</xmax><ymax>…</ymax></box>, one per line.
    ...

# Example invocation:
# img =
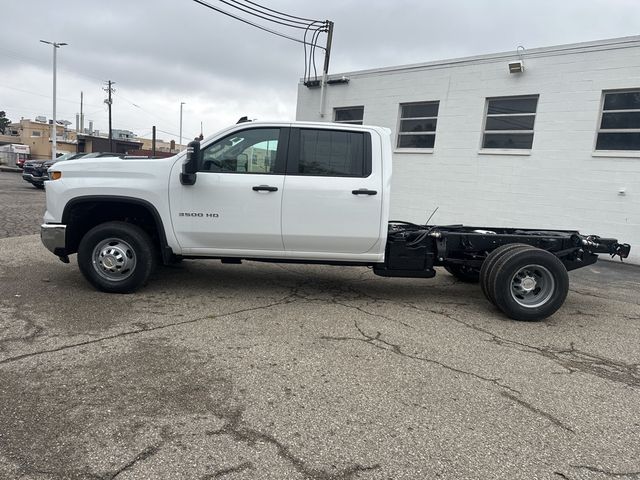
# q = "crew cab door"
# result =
<box><xmin>281</xmin><ymin>127</ymin><xmax>383</xmax><ymax>257</ymax></box>
<box><xmin>170</xmin><ymin>127</ymin><xmax>288</xmax><ymax>254</ymax></box>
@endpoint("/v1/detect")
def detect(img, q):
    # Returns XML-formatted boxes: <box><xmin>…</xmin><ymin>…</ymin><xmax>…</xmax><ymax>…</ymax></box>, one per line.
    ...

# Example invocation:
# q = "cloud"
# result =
<box><xmin>1</xmin><ymin>0</ymin><xmax>639</xmax><ymax>140</ymax></box>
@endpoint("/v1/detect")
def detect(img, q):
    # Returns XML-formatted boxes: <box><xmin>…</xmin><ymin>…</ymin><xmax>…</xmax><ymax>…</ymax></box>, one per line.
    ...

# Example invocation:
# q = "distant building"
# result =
<box><xmin>137</xmin><ymin>137</ymin><xmax>183</xmax><ymax>154</ymax></box>
<box><xmin>111</xmin><ymin>129</ymin><xmax>137</xmax><ymax>141</ymax></box>
<box><xmin>296</xmin><ymin>35</ymin><xmax>640</xmax><ymax>264</ymax></box>
<box><xmin>0</xmin><ymin>117</ymin><xmax>76</xmax><ymax>160</ymax></box>
<box><xmin>0</xmin><ymin>117</ymin><xmax>151</xmax><ymax>161</ymax></box>
<box><xmin>76</xmin><ymin>134</ymin><xmax>142</xmax><ymax>155</ymax></box>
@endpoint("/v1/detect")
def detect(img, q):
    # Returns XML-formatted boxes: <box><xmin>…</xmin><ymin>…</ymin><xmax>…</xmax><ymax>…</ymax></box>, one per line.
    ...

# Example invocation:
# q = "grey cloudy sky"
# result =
<box><xmin>1</xmin><ymin>0</ymin><xmax>639</xmax><ymax>143</ymax></box>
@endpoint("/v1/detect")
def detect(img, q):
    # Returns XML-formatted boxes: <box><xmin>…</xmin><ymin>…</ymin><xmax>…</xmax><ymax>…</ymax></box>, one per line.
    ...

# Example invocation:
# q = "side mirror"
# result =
<box><xmin>180</xmin><ymin>140</ymin><xmax>201</xmax><ymax>185</ymax></box>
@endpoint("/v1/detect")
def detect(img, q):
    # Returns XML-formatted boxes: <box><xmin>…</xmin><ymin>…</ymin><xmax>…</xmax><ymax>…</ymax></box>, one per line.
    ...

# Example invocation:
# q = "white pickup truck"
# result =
<box><xmin>41</xmin><ymin>121</ymin><xmax>630</xmax><ymax>321</ymax></box>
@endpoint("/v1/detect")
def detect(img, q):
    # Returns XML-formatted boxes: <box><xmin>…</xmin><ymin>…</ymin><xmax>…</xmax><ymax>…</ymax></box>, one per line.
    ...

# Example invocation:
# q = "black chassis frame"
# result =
<box><xmin>373</xmin><ymin>222</ymin><xmax>631</xmax><ymax>278</ymax></box>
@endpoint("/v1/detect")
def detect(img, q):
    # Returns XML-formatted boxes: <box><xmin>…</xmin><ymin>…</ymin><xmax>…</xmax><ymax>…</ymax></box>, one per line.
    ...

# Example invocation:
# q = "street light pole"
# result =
<box><xmin>179</xmin><ymin>102</ymin><xmax>185</xmax><ymax>151</ymax></box>
<box><xmin>40</xmin><ymin>40</ymin><xmax>67</xmax><ymax>160</ymax></box>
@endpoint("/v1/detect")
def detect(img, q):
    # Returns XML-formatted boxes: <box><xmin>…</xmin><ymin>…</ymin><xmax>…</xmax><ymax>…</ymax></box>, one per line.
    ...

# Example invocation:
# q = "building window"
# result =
<box><xmin>397</xmin><ymin>101</ymin><xmax>439</xmax><ymax>149</ymax></box>
<box><xmin>596</xmin><ymin>90</ymin><xmax>640</xmax><ymax>151</ymax></box>
<box><xmin>30</xmin><ymin>131</ymin><xmax>42</xmax><ymax>137</ymax></box>
<box><xmin>482</xmin><ymin>95</ymin><xmax>538</xmax><ymax>149</ymax></box>
<box><xmin>334</xmin><ymin>106</ymin><xmax>364</xmax><ymax>125</ymax></box>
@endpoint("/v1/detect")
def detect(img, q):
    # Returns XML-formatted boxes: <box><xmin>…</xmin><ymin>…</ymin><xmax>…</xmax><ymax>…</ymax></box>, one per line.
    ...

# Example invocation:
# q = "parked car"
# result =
<box><xmin>22</xmin><ymin>152</ymin><xmax>118</xmax><ymax>189</ymax></box>
<box><xmin>22</xmin><ymin>153</ymin><xmax>86</xmax><ymax>189</ymax></box>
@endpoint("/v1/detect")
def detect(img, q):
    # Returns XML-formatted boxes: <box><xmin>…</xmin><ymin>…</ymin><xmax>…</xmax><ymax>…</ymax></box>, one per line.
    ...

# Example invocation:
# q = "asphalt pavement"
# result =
<box><xmin>0</xmin><ymin>170</ymin><xmax>639</xmax><ymax>479</ymax></box>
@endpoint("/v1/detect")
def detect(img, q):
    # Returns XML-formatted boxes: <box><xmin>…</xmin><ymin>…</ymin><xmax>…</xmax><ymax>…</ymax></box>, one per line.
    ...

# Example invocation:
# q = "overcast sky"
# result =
<box><xmin>1</xmin><ymin>0</ymin><xmax>639</xmax><ymax>143</ymax></box>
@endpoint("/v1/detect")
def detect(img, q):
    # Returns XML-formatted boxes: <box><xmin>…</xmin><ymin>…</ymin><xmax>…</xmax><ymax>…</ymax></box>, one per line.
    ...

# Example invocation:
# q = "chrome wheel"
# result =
<box><xmin>92</xmin><ymin>238</ymin><xmax>137</xmax><ymax>281</ymax></box>
<box><xmin>510</xmin><ymin>264</ymin><xmax>555</xmax><ymax>308</ymax></box>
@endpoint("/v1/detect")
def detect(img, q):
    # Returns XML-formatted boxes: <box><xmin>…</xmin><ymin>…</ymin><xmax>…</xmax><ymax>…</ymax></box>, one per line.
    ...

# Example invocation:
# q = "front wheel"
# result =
<box><xmin>489</xmin><ymin>248</ymin><xmax>569</xmax><ymax>321</ymax></box>
<box><xmin>77</xmin><ymin>221</ymin><xmax>156</xmax><ymax>293</ymax></box>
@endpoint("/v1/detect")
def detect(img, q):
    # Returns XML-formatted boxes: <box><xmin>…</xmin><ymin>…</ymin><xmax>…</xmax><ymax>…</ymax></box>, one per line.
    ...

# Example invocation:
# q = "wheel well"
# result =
<box><xmin>63</xmin><ymin>199</ymin><xmax>170</xmax><ymax>261</ymax></box>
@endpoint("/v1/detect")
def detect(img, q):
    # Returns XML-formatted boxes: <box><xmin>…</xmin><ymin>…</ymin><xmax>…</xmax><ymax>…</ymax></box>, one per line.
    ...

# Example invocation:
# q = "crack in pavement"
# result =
<box><xmin>321</xmin><ymin>320</ymin><xmax>520</xmax><ymax>394</ymax></box>
<box><xmin>105</xmin><ymin>444</ymin><xmax>163</xmax><ymax>480</ymax></box>
<box><xmin>282</xmin><ymin>281</ymin><xmax>416</xmax><ymax>329</ymax></box>
<box><xmin>6</xmin><ymin>427</ymin><xmax>172</xmax><ymax>480</ymax></box>
<box><xmin>397</xmin><ymin>301</ymin><xmax>640</xmax><ymax>389</ymax></box>
<box><xmin>570</xmin><ymin>465</ymin><xmax>640</xmax><ymax>478</ymax></box>
<box><xmin>569</xmin><ymin>287</ymin><xmax>640</xmax><ymax>305</ymax></box>
<box><xmin>500</xmin><ymin>392</ymin><xmax>575</xmax><ymax>434</ymax></box>
<box><xmin>0</xmin><ymin>292</ymin><xmax>299</xmax><ymax>366</ymax></box>
<box><xmin>0</xmin><ymin>299</ymin><xmax>45</xmax><ymax>351</ymax></box>
<box><xmin>554</xmin><ymin>472</ymin><xmax>572</xmax><ymax>479</ymax></box>
<box><xmin>206</xmin><ymin>409</ymin><xmax>380</xmax><ymax>480</ymax></box>
<box><xmin>489</xmin><ymin>339</ymin><xmax>640</xmax><ymax>389</ymax></box>
<box><xmin>97</xmin><ymin>425</ymin><xmax>174</xmax><ymax>480</ymax></box>
<box><xmin>202</xmin><ymin>461</ymin><xmax>254</xmax><ymax>479</ymax></box>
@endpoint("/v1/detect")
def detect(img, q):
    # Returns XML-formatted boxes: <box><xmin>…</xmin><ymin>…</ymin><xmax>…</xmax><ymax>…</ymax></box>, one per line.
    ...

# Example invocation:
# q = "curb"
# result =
<box><xmin>0</xmin><ymin>166</ymin><xmax>22</xmax><ymax>173</ymax></box>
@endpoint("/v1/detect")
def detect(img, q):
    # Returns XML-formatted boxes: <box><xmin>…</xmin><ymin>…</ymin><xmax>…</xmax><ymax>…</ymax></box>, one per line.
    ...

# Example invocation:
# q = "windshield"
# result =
<box><xmin>54</xmin><ymin>152</ymin><xmax>77</xmax><ymax>162</ymax></box>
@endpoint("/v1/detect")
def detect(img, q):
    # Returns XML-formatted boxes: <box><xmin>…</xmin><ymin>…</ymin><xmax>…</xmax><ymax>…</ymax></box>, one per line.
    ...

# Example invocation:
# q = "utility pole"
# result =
<box><xmin>152</xmin><ymin>126</ymin><xmax>156</xmax><ymax>157</ymax></box>
<box><xmin>179</xmin><ymin>102</ymin><xmax>185</xmax><ymax>151</ymax></box>
<box><xmin>319</xmin><ymin>21</ymin><xmax>334</xmax><ymax>118</ymax></box>
<box><xmin>80</xmin><ymin>91</ymin><xmax>84</xmax><ymax>133</ymax></box>
<box><xmin>40</xmin><ymin>40</ymin><xmax>67</xmax><ymax>160</ymax></box>
<box><xmin>104</xmin><ymin>80</ymin><xmax>115</xmax><ymax>151</ymax></box>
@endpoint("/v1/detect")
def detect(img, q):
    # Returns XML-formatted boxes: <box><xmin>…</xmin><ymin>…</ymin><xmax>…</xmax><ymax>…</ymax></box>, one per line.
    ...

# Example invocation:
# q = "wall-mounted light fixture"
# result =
<box><xmin>508</xmin><ymin>46</ymin><xmax>525</xmax><ymax>74</ymax></box>
<box><xmin>327</xmin><ymin>76</ymin><xmax>350</xmax><ymax>85</ymax></box>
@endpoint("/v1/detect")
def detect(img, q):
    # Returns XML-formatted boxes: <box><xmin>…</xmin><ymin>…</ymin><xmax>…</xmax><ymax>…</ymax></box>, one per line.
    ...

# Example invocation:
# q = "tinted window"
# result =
<box><xmin>487</xmin><ymin>97</ymin><xmax>538</xmax><ymax>114</ymax></box>
<box><xmin>334</xmin><ymin>106</ymin><xmax>364</xmax><ymax>124</ymax></box>
<box><xmin>298</xmin><ymin>129</ymin><xmax>365</xmax><ymax>177</ymax></box>
<box><xmin>397</xmin><ymin>101</ymin><xmax>439</xmax><ymax>149</ymax></box>
<box><xmin>596</xmin><ymin>90</ymin><xmax>640</xmax><ymax>151</ymax></box>
<box><xmin>603</xmin><ymin>91</ymin><xmax>640</xmax><ymax>111</ymax></box>
<box><xmin>596</xmin><ymin>133</ymin><xmax>640</xmax><ymax>151</ymax></box>
<box><xmin>201</xmin><ymin>128</ymin><xmax>280</xmax><ymax>173</ymax></box>
<box><xmin>482</xmin><ymin>95</ymin><xmax>538</xmax><ymax>150</ymax></box>
<box><xmin>483</xmin><ymin>133</ymin><xmax>534</xmax><ymax>149</ymax></box>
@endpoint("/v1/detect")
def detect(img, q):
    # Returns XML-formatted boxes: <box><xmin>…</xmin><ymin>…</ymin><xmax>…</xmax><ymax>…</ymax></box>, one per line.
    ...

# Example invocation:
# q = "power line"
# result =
<box><xmin>303</xmin><ymin>24</ymin><xmax>325</xmax><ymax>83</ymax></box>
<box><xmin>219</xmin><ymin>0</ymin><xmax>323</xmax><ymax>29</ymax></box>
<box><xmin>192</xmin><ymin>0</ymin><xmax>327</xmax><ymax>48</ymax></box>
<box><xmin>111</xmin><ymin>90</ymin><xmax>185</xmax><ymax>135</ymax></box>
<box><xmin>0</xmin><ymin>83</ymin><xmax>103</xmax><ymax>108</ymax></box>
<box><xmin>236</xmin><ymin>0</ymin><xmax>323</xmax><ymax>23</ymax></box>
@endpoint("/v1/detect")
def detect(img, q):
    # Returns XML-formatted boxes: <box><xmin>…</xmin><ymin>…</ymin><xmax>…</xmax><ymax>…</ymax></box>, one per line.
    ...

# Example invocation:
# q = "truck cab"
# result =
<box><xmin>169</xmin><ymin>122</ymin><xmax>391</xmax><ymax>262</ymax></box>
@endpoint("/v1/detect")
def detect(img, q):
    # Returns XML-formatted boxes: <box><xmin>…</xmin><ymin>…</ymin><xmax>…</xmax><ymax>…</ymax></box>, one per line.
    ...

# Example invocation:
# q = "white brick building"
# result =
<box><xmin>296</xmin><ymin>36</ymin><xmax>640</xmax><ymax>264</ymax></box>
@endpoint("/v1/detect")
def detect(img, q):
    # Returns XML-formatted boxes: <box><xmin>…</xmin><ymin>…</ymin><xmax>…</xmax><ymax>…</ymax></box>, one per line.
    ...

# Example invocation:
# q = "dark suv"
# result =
<box><xmin>22</xmin><ymin>152</ymin><xmax>118</xmax><ymax>189</ymax></box>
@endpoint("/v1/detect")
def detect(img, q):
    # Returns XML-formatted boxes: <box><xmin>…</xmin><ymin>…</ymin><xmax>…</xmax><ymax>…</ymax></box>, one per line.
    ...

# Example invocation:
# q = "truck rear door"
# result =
<box><xmin>281</xmin><ymin>127</ymin><xmax>383</xmax><ymax>257</ymax></box>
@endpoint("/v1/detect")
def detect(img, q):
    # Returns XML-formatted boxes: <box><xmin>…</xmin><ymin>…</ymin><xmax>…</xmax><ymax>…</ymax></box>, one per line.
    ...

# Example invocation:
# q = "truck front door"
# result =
<box><xmin>170</xmin><ymin>127</ymin><xmax>288</xmax><ymax>255</ymax></box>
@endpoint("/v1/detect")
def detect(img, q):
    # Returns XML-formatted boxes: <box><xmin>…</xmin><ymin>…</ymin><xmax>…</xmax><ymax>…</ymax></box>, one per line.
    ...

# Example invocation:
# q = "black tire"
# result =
<box><xmin>77</xmin><ymin>221</ymin><xmax>156</xmax><ymax>293</ymax></box>
<box><xmin>444</xmin><ymin>264</ymin><xmax>480</xmax><ymax>283</ymax></box>
<box><xmin>490</xmin><ymin>248</ymin><xmax>569</xmax><ymax>321</ymax></box>
<box><xmin>34</xmin><ymin>183</ymin><xmax>45</xmax><ymax>189</ymax></box>
<box><xmin>480</xmin><ymin>243</ymin><xmax>534</xmax><ymax>304</ymax></box>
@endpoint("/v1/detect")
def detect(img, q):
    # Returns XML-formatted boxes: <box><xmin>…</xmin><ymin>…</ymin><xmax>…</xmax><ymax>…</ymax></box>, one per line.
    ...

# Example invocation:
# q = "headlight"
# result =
<box><xmin>50</xmin><ymin>171</ymin><xmax>62</xmax><ymax>180</ymax></box>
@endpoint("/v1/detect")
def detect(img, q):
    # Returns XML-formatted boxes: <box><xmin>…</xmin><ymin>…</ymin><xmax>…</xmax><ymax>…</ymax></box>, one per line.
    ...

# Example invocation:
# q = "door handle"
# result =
<box><xmin>252</xmin><ymin>185</ymin><xmax>278</xmax><ymax>192</ymax></box>
<box><xmin>352</xmin><ymin>188</ymin><xmax>377</xmax><ymax>195</ymax></box>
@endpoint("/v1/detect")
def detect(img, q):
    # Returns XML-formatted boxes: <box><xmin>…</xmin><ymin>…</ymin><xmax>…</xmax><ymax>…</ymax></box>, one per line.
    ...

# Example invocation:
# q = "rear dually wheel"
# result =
<box><xmin>488</xmin><ymin>247</ymin><xmax>569</xmax><ymax>321</ymax></box>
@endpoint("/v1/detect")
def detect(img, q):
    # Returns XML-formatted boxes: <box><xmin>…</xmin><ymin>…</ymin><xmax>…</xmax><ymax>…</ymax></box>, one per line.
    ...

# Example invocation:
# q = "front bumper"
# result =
<box><xmin>22</xmin><ymin>173</ymin><xmax>45</xmax><ymax>185</ymax></box>
<box><xmin>41</xmin><ymin>224</ymin><xmax>67</xmax><ymax>257</ymax></box>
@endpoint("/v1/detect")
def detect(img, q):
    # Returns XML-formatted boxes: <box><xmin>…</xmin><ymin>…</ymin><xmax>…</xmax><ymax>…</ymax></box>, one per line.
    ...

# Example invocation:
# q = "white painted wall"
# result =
<box><xmin>296</xmin><ymin>36</ymin><xmax>640</xmax><ymax>264</ymax></box>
